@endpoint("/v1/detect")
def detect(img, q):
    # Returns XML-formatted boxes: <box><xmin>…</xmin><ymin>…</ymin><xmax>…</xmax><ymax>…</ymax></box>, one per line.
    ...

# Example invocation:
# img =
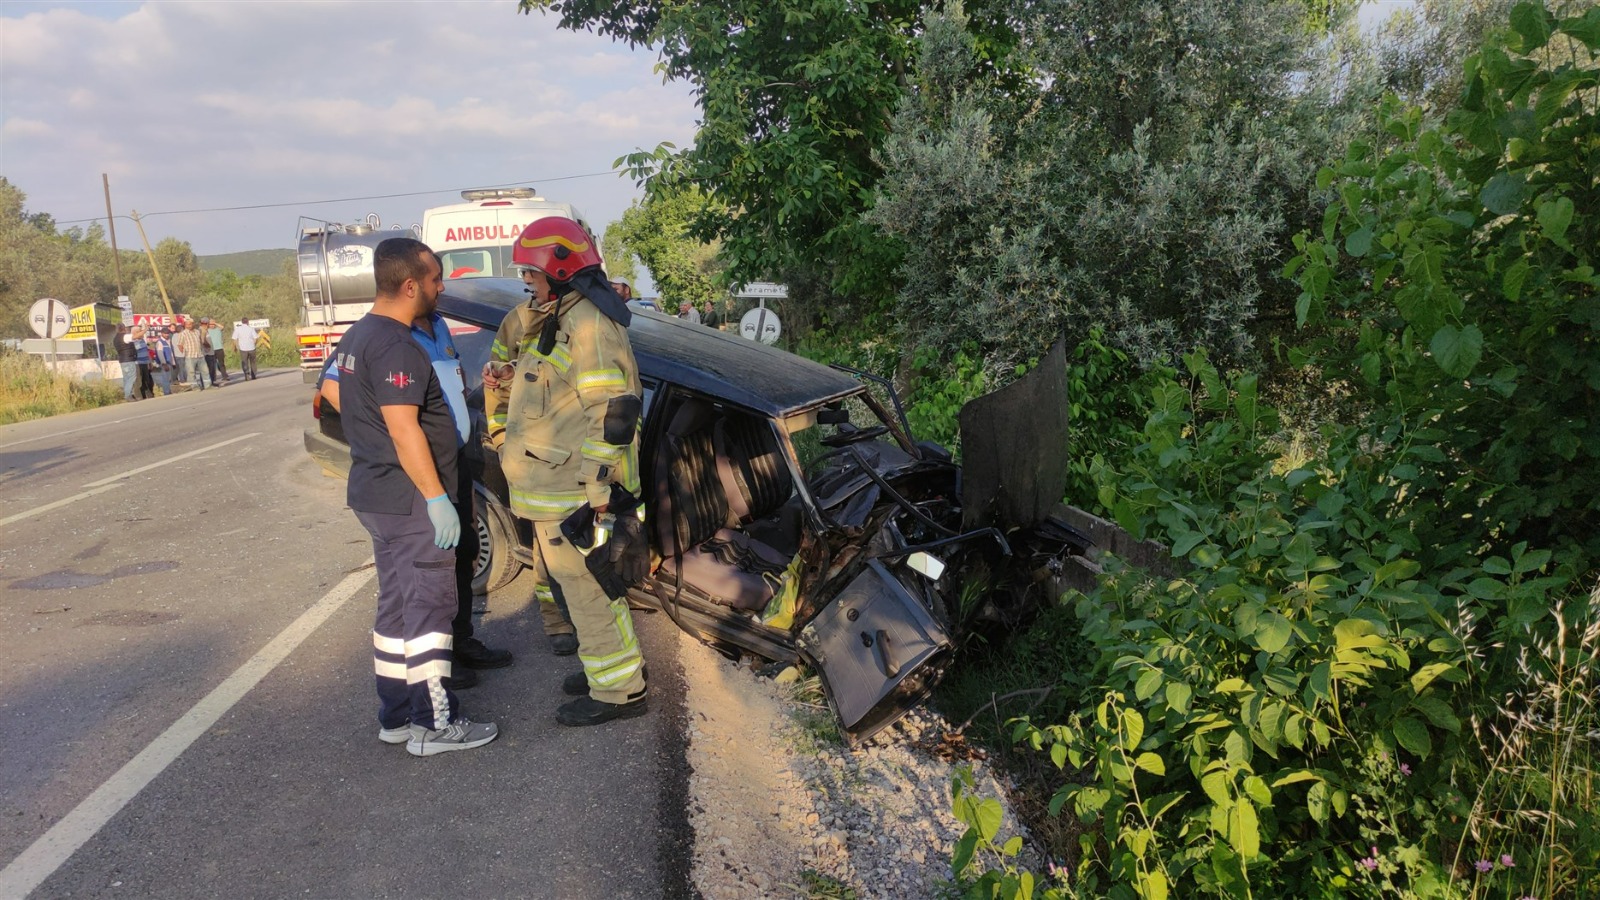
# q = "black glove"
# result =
<box><xmin>585</xmin><ymin>510</ymin><xmax>650</xmax><ymax>600</ymax></box>
<box><xmin>611</xmin><ymin>512</ymin><xmax>650</xmax><ymax>587</ymax></box>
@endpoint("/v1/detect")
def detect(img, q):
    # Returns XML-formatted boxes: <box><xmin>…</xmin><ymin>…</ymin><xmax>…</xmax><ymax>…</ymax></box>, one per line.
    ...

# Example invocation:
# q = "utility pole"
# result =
<box><xmin>130</xmin><ymin>210</ymin><xmax>177</xmax><ymax>320</ymax></box>
<box><xmin>102</xmin><ymin>174</ymin><xmax>125</xmax><ymax>296</ymax></box>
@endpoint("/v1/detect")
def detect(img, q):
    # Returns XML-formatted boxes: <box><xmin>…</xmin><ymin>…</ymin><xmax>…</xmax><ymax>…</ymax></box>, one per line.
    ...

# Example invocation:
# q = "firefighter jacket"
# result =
<box><xmin>488</xmin><ymin>291</ymin><xmax>643</xmax><ymax>522</ymax></box>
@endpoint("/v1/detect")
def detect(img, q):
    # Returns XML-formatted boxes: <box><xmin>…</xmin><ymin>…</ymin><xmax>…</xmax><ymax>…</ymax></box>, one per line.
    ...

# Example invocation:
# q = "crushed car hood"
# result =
<box><xmin>958</xmin><ymin>338</ymin><xmax>1071</xmax><ymax>532</ymax></box>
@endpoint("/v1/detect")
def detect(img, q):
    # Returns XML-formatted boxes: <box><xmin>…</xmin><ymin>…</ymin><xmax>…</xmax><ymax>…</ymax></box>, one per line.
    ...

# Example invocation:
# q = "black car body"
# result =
<box><xmin>306</xmin><ymin>277</ymin><xmax>1088</xmax><ymax>743</ymax></box>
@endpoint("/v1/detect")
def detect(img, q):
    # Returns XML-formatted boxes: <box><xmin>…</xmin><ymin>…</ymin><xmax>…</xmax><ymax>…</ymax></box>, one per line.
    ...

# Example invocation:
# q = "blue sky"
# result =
<box><xmin>0</xmin><ymin>0</ymin><xmax>698</xmax><ymax>284</ymax></box>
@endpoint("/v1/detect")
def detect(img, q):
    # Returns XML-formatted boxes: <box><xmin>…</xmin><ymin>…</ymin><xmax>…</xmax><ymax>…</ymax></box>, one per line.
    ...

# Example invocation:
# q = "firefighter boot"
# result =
<box><xmin>556</xmin><ymin>690</ymin><xmax>648</xmax><ymax>726</ymax></box>
<box><xmin>563</xmin><ymin>664</ymin><xmax>647</xmax><ymax>696</ymax></box>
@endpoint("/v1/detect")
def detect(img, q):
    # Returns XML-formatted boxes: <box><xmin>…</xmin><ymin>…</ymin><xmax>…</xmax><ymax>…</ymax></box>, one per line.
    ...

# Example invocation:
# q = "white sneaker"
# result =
<box><xmin>406</xmin><ymin>718</ymin><xmax>499</xmax><ymax>757</ymax></box>
<box><xmin>378</xmin><ymin>724</ymin><xmax>412</xmax><ymax>745</ymax></box>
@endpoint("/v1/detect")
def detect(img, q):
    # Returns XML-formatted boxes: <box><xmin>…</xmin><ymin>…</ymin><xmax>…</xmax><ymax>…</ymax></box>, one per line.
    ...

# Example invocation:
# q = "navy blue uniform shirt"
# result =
<box><xmin>332</xmin><ymin>313</ymin><xmax>459</xmax><ymax>515</ymax></box>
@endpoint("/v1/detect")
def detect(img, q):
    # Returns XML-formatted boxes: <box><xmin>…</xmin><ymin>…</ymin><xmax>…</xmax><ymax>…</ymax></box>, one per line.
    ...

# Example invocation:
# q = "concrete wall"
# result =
<box><xmin>1046</xmin><ymin>503</ymin><xmax>1178</xmax><ymax>600</ymax></box>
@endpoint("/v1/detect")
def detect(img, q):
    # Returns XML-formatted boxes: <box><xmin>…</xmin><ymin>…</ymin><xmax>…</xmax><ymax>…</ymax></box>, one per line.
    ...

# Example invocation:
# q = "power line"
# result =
<box><xmin>49</xmin><ymin>169</ymin><xmax>624</xmax><ymax>227</ymax></box>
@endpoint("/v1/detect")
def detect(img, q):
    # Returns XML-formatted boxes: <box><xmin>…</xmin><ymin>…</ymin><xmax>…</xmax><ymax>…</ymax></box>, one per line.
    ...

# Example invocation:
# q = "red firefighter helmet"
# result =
<box><xmin>510</xmin><ymin>216</ymin><xmax>602</xmax><ymax>282</ymax></box>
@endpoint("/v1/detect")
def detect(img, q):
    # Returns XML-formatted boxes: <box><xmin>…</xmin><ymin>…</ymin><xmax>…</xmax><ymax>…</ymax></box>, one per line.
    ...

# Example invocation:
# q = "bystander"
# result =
<box><xmin>173</xmin><ymin>319</ymin><xmax>207</xmax><ymax>391</ymax></box>
<box><xmin>233</xmin><ymin>317</ymin><xmax>260</xmax><ymax>380</ymax></box>
<box><xmin>203</xmin><ymin>318</ymin><xmax>231</xmax><ymax>386</ymax></box>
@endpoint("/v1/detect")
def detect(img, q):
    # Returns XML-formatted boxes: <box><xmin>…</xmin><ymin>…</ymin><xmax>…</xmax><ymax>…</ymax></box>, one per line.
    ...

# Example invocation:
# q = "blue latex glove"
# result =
<box><xmin>425</xmin><ymin>494</ymin><xmax>460</xmax><ymax>549</ymax></box>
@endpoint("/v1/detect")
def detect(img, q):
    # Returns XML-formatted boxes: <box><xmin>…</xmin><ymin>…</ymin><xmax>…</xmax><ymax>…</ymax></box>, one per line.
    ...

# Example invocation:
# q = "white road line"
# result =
<box><xmin>0</xmin><ymin>394</ymin><xmax>236</xmax><ymax>450</ymax></box>
<box><xmin>1</xmin><ymin>433</ymin><xmax>261</xmax><ymax>528</ymax></box>
<box><xmin>0</xmin><ymin>563</ymin><xmax>377</xmax><ymax>899</ymax></box>
<box><xmin>0</xmin><ymin>483</ymin><xmax>123</xmax><ymax>529</ymax></box>
<box><xmin>82</xmin><ymin>432</ymin><xmax>261</xmax><ymax>488</ymax></box>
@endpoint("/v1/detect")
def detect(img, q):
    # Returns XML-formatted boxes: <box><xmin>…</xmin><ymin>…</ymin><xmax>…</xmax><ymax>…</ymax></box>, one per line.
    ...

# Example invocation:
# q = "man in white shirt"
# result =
<box><xmin>232</xmin><ymin>318</ymin><xmax>260</xmax><ymax>380</ymax></box>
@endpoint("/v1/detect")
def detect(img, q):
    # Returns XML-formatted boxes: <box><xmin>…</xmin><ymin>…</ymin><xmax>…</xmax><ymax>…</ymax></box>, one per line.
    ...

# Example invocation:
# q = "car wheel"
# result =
<box><xmin>472</xmin><ymin>490</ymin><xmax>522</xmax><ymax>594</ymax></box>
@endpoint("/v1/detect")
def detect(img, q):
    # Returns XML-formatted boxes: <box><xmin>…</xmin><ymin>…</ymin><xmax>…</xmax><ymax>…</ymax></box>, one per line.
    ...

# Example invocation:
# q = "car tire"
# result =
<box><xmin>472</xmin><ymin>490</ymin><xmax>522</xmax><ymax>594</ymax></box>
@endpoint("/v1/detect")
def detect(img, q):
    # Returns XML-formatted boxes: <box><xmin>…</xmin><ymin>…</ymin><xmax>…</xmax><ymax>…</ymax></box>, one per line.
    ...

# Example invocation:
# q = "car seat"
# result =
<box><xmin>654</xmin><ymin>400</ymin><xmax>798</xmax><ymax>612</ymax></box>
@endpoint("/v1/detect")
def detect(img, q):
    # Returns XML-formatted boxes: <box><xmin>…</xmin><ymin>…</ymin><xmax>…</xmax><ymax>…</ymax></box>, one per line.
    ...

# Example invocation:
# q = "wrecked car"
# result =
<box><xmin>305</xmin><ymin>276</ymin><xmax>1090</xmax><ymax>743</ymax></box>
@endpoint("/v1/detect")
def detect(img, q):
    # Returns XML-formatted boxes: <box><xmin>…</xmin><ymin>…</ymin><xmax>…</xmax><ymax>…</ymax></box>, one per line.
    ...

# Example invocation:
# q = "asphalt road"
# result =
<box><xmin>0</xmin><ymin>371</ymin><xmax>692</xmax><ymax>899</ymax></box>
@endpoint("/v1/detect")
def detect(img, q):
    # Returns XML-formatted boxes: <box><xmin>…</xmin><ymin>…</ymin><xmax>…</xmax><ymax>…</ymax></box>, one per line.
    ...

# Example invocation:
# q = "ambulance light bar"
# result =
<box><xmin>461</xmin><ymin>188</ymin><xmax>540</xmax><ymax>202</ymax></box>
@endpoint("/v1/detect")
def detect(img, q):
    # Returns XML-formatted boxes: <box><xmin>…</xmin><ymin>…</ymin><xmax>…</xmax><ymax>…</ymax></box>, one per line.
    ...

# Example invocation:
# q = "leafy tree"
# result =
<box><xmin>870</xmin><ymin>0</ymin><xmax>1355</xmax><ymax>376</ymax></box>
<box><xmin>604</xmin><ymin>187</ymin><xmax>726</xmax><ymax>310</ymax></box>
<box><xmin>951</xmin><ymin>8</ymin><xmax>1600</xmax><ymax>897</ymax></box>
<box><xmin>0</xmin><ymin>178</ymin><xmax>119</xmax><ymax>338</ymax></box>
<box><xmin>1372</xmin><ymin>0</ymin><xmax>1522</xmax><ymax>113</ymax></box>
<box><xmin>598</xmin><ymin>224</ymin><xmax>638</xmax><ymax>288</ymax></box>
<box><xmin>520</xmin><ymin>0</ymin><xmax>1031</xmax><ymax>321</ymax></box>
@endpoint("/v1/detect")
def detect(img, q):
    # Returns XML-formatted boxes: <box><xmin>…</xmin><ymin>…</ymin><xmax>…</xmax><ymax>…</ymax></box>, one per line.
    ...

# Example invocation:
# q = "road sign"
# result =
<box><xmin>734</xmin><ymin>282</ymin><xmax>788</xmax><ymax>300</ymax></box>
<box><xmin>739</xmin><ymin>307</ymin><xmax>782</xmax><ymax>345</ymax></box>
<box><xmin>248</xmin><ymin>318</ymin><xmax>271</xmax><ymax>329</ymax></box>
<box><xmin>64</xmin><ymin>303</ymin><xmax>98</xmax><ymax>340</ymax></box>
<box><xmin>29</xmin><ymin>298</ymin><xmax>70</xmax><ymax>339</ymax></box>
<box><xmin>117</xmin><ymin>295</ymin><xmax>134</xmax><ymax>325</ymax></box>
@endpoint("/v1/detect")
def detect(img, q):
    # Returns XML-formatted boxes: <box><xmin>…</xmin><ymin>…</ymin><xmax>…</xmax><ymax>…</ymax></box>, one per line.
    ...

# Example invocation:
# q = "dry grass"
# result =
<box><xmin>1458</xmin><ymin>585</ymin><xmax>1600</xmax><ymax>898</ymax></box>
<box><xmin>0</xmin><ymin>350</ymin><xmax>124</xmax><ymax>425</ymax></box>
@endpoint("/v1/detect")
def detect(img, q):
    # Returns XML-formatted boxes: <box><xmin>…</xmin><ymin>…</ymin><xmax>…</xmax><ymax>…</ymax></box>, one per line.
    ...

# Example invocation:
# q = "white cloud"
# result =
<box><xmin>0</xmin><ymin>0</ymin><xmax>697</xmax><ymax>259</ymax></box>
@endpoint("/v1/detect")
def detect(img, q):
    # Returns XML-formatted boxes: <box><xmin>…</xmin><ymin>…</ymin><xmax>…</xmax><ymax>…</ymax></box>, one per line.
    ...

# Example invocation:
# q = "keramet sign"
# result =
<box><xmin>735</xmin><ymin>282</ymin><xmax>788</xmax><ymax>300</ymax></box>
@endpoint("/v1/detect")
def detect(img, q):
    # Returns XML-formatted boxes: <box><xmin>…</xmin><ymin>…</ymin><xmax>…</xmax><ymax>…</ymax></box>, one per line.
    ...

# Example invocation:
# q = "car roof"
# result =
<box><xmin>439</xmin><ymin>277</ymin><xmax>863</xmax><ymax>417</ymax></box>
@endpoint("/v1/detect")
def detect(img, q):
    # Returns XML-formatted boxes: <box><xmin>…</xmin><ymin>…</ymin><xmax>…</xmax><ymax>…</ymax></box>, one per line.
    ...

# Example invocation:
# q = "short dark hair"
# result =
<box><xmin>373</xmin><ymin>237</ymin><xmax>436</xmax><ymax>296</ymax></box>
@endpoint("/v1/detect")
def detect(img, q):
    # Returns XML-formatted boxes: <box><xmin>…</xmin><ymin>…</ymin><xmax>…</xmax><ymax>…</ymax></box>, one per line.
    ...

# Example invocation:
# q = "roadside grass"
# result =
<box><xmin>787</xmin><ymin>673</ymin><xmax>846</xmax><ymax>753</ymax></box>
<box><xmin>933</xmin><ymin>601</ymin><xmax>1095</xmax><ymax>867</ymax></box>
<box><xmin>1456</xmin><ymin>591</ymin><xmax>1600</xmax><ymax>898</ymax></box>
<box><xmin>0</xmin><ymin>349</ymin><xmax>124</xmax><ymax>425</ymax></box>
<box><xmin>792</xmin><ymin>869</ymin><xmax>858</xmax><ymax>899</ymax></box>
<box><xmin>223</xmin><ymin>328</ymin><xmax>299</xmax><ymax>371</ymax></box>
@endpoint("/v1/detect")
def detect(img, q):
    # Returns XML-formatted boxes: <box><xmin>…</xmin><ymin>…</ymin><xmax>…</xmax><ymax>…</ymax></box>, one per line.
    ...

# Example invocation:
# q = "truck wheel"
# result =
<box><xmin>472</xmin><ymin>491</ymin><xmax>522</xmax><ymax>594</ymax></box>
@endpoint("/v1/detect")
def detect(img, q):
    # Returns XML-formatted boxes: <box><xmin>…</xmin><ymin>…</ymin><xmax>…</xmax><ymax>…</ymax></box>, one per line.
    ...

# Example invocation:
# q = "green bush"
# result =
<box><xmin>941</xmin><ymin>8</ymin><xmax>1600</xmax><ymax>898</ymax></box>
<box><xmin>951</xmin><ymin>354</ymin><xmax>1593</xmax><ymax>899</ymax></box>
<box><xmin>1288</xmin><ymin>0</ymin><xmax>1600</xmax><ymax>570</ymax></box>
<box><xmin>1043</xmin><ymin>355</ymin><xmax>1564</xmax><ymax>897</ymax></box>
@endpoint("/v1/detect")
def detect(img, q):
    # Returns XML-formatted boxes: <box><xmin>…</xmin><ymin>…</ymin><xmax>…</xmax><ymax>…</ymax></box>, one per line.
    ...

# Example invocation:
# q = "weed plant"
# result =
<box><xmin>0</xmin><ymin>349</ymin><xmax>123</xmax><ymax>424</ymax></box>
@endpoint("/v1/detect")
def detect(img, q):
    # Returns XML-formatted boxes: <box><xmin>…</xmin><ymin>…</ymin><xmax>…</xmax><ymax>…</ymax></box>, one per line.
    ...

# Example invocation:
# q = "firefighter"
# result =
<box><xmin>482</xmin><ymin>285</ymin><xmax>580</xmax><ymax>657</ymax></box>
<box><xmin>485</xmin><ymin>216</ymin><xmax>650</xmax><ymax>726</ymax></box>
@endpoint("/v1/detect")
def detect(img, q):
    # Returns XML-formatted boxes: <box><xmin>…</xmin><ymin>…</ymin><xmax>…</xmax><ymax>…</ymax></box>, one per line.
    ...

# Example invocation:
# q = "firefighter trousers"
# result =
<box><xmin>532</xmin><ymin>520</ymin><xmax>645</xmax><ymax>703</ymax></box>
<box><xmin>532</xmin><ymin>578</ymin><xmax>575</xmax><ymax>637</ymax></box>
<box><xmin>355</xmin><ymin>491</ymin><xmax>459</xmax><ymax>732</ymax></box>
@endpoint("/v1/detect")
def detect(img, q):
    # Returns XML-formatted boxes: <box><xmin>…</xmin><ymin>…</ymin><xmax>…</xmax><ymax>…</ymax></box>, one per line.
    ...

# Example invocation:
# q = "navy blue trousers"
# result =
<box><xmin>355</xmin><ymin>490</ymin><xmax>459</xmax><ymax>732</ymax></box>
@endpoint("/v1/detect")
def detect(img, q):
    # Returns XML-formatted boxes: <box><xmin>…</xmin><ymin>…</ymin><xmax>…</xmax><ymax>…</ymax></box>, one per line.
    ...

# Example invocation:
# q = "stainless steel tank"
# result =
<box><xmin>299</xmin><ymin>225</ymin><xmax>388</xmax><ymax>309</ymax></box>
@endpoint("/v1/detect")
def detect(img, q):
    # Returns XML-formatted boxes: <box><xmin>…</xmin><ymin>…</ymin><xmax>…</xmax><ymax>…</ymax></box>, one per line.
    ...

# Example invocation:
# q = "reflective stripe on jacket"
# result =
<box><xmin>494</xmin><ymin>291</ymin><xmax>642</xmax><ymax>522</ymax></box>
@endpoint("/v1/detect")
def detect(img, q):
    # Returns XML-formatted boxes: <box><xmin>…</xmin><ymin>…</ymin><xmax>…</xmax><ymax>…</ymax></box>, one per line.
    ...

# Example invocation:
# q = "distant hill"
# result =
<box><xmin>199</xmin><ymin>249</ymin><xmax>294</xmax><ymax>278</ymax></box>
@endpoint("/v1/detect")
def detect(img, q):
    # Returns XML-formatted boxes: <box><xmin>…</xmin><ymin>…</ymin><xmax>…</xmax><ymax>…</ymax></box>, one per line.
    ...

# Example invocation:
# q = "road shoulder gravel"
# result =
<box><xmin>679</xmin><ymin>634</ymin><xmax>1026</xmax><ymax>899</ymax></box>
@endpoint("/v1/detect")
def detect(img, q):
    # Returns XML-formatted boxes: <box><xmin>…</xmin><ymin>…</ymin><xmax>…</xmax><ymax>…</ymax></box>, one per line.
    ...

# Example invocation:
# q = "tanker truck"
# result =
<box><xmin>294</xmin><ymin>217</ymin><xmax>413</xmax><ymax>381</ymax></box>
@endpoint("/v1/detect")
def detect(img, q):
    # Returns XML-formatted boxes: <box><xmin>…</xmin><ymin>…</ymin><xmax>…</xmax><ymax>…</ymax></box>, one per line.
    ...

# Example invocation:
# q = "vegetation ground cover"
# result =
<box><xmin>0</xmin><ymin>349</ymin><xmax>123</xmax><ymax>424</ymax></box>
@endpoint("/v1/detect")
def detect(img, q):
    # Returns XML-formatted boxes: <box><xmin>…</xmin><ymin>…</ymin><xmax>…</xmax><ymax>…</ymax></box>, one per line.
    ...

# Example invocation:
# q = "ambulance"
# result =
<box><xmin>422</xmin><ymin>187</ymin><xmax>600</xmax><ymax>279</ymax></box>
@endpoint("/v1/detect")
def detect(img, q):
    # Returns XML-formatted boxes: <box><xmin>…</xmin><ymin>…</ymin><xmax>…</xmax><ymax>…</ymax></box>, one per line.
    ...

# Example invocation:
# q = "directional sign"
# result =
<box><xmin>739</xmin><ymin>307</ymin><xmax>782</xmax><ymax>345</ymax></box>
<box><xmin>29</xmin><ymin>298</ymin><xmax>70</xmax><ymax>339</ymax></box>
<box><xmin>734</xmin><ymin>282</ymin><xmax>788</xmax><ymax>300</ymax></box>
<box><xmin>248</xmin><ymin>318</ymin><xmax>271</xmax><ymax>329</ymax></box>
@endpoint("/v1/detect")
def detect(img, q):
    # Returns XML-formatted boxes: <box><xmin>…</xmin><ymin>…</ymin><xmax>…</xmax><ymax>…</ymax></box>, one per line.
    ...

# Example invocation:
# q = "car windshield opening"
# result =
<box><xmin>789</xmin><ymin>394</ymin><xmax>898</xmax><ymax>478</ymax></box>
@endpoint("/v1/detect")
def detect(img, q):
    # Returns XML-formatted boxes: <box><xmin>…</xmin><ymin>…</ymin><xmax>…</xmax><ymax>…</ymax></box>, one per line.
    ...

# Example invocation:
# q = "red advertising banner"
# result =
<box><xmin>131</xmin><ymin>313</ymin><xmax>195</xmax><ymax>329</ymax></box>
